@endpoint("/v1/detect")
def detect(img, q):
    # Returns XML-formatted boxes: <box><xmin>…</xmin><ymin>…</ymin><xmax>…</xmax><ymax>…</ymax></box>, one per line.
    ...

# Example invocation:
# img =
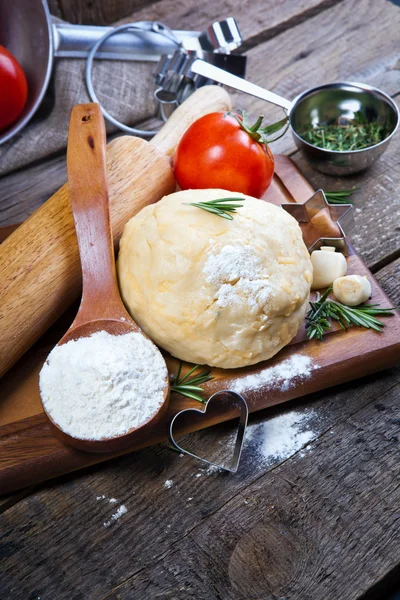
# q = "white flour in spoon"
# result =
<box><xmin>39</xmin><ymin>330</ymin><xmax>167</xmax><ymax>440</ymax></box>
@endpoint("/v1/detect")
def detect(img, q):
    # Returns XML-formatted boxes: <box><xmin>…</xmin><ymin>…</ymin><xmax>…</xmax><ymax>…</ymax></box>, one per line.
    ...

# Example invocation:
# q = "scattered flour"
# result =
<box><xmin>164</xmin><ymin>479</ymin><xmax>173</xmax><ymax>489</ymax></box>
<box><xmin>203</xmin><ymin>243</ymin><xmax>273</xmax><ymax>311</ymax></box>
<box><xmin>231</xmin><ymin>354</ymin><xmax>317</xmax><ymax>394</ymax></box>
<box><xmin>96</xmin><ymin>495</ymin><xmax>118</xmax><ymax>503</ymax></box>
<box><xmin>245</xmin><ymin>410</ymin><xmax>316</xmax><ymax>463</ymax></box>
<box><xmin>39</xmin><ymin>330</ymin><xmax>167</xmax><ymax>440</ymax></box>
<box><xmin>103</xmin><ymin>504</ymin><xmax>128</xmax><ymax>527</ymax></box>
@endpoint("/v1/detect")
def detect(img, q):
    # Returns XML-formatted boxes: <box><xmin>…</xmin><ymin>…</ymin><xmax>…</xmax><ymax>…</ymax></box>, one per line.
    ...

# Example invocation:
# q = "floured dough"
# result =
<box><xmin>117</xmin><ymin>189</ymin><xmax>312</xmax><ymax>368</ymax></box>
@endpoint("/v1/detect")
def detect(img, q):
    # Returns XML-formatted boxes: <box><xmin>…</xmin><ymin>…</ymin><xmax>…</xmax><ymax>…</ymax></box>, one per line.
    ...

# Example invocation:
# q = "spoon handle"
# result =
<box><xmin>67</xmin><ymin>103</ymin><xmax>123</xmax><ymax>323</ymax></box>
<box><xmin>190</xmin><ymin>59</ymin><xmax>292</xmax><ymax>112</ymax></box>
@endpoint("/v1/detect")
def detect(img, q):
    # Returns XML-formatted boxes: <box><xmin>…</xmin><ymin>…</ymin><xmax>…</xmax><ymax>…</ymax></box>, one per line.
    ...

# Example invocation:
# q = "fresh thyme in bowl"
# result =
<box><xmin>171</xmin><ymin>362</ymin><xmax>213</xmax><ymax>403</ymax></box>
<box><xmin>184</xmin><ymin>197</ymin><xmax>245</xmax><ymax>220</ymax></box>
<box><xmin>300</xmin><ymin>112</ymin><xmax>388</xmax><ymax>151</ymax></box>
<box><xmin>306</xmin><ymin>286</ymin><xmax>396</xmax><ymax>341</ymax></box>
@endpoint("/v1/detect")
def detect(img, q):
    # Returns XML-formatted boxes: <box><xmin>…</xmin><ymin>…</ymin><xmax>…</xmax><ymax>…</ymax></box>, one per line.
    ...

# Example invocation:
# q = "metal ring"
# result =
<box><xmin>85</xmin><ymin>22</ymin><xmax>181</xmax><ymax>137</ymax></box>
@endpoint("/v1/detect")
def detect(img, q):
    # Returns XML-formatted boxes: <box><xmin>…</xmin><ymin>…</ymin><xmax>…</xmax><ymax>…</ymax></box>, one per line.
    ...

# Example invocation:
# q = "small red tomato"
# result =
<box><xmin>173</xmin><ymin>112</ymin><xmax>275</xmax><ymax>198</ymax></box>
<box><xmin>0</xmin><ymin>45</ymin><xmax>28</xmax><ymax>132</ymax></box>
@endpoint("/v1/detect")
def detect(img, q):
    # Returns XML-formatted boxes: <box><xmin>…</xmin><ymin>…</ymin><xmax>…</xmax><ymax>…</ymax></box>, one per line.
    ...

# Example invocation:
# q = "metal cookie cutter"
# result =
<box><xmin>85</xmin><ymin>18</ymin><xmax>245</xmax><ymax>136</ymax></box>
<box><xmin>169</xmin><ymin>390</ymin><xmax>248</xmax><ymax>473</ymax></box>
<box><xmin>281</xmin><ymin>189</ymin><xmax>355</xmax><ymax>255</ymax></box>
<box><xmin>154</xmin><ymin>18</ymin><xmax>246</xmax><ymax>121</ymax></box>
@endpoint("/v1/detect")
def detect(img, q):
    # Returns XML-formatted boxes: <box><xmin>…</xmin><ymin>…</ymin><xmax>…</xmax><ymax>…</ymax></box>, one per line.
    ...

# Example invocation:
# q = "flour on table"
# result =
<box><xmin>96</xmin><ymin>495</ymin><xmax>118</xmax><ymax>504</ymax></box>
<box><xmin>231</xmin><ymin>354</ymin><xmax>317</xmax><ymax>394</ymax></box>
<box><xmin>103</xmin><ymin>504</ymin><xmax>128</xmax><ymax>527</ymax></box>
<box><xmin>245</xmin><ymin>410</ymin><xmax>316</xmax><ymax>464</ymax></box>
<box><xmin>164</xmin><ymin>479</ymin><xmax>173</xmax><ymax>489</ymax></box>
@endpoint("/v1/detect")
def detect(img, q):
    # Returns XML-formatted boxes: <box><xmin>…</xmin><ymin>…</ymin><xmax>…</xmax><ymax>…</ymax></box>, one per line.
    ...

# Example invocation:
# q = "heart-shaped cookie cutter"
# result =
<box><xmin>169</xmin><ymin>390</ymin><xmax>248</xmax><ymax>473</ymax></box>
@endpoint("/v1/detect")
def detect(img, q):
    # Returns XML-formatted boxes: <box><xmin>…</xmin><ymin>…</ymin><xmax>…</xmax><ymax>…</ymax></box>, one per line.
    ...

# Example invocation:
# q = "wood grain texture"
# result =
<box><xmin>49</xmin><ymin>0</ymin><xmax>159</xmax><ymax>25</ymax></box>
<box><xmin>0</xmin><ymin>367</ymin><xmax>398</xmax><ymax>599</ymax></box>
<box><xmin>0</xmin><ymin>87</ymin><xmax>231</xmax><ymax>379</ymax></box>
<box><xmin>0</xmin><ymin>136</ymin><xmax>174</xmax><ymax>380</ymax></box>
<box><xmin>291</xmin><ymin>103</ymin><xmax>400</xmax><ymax>272</ymax></box>
<box><xmin>375</xmin><ymin>258</ymin><xmax>400</xmax><ymax>306</ymax></box>
<box><xmin>116</xmin><ymin>0</ymin><xmax>346</xmax><ymax>44</ymax></box>
<box><xmin>1</xmin><ymin>2</ymin><xmax>399</xmax><ymax>598</ymax></box>
<box><xmin>2</xmin><ymin>0</ymin><xmax>400</xmax><ymax>243</ymax></box>
<box><xmin>1</xmin><ymin>157</ymin><xmax>399</xmax><ymax>495</ymax></box>
<box><xmin>229</xmin><ymin>0</ymin><xmax>400</xmax><ymax>157</ymax></box>
<box><xmin>0</xmin><ymin>153</ymin><xmax>67</xmax><ymax>225</ymax></box>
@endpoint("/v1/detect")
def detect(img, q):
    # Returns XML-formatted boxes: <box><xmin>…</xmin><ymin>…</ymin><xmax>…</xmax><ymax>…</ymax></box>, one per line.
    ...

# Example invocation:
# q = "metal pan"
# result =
<box><xmin>191</xmin><ymin>60</ymin><xmax>399</xmax><ymax>175</ymax></box>
<box><xmin>0</xmin><ymin>0</ymin><xmax>240</xmax><ymax>144</ymax></box>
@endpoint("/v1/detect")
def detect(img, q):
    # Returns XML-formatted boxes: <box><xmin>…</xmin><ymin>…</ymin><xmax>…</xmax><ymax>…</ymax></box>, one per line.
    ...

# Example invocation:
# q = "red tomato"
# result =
<box><xmin>173</xmin><ymin>112</ymin><xmax>274</xmax><ymax>198</ymax></box>
<box><xmin>0</xmin><ymin>45</ymin><xmax>28</xmax><ymax>132</ymax></box>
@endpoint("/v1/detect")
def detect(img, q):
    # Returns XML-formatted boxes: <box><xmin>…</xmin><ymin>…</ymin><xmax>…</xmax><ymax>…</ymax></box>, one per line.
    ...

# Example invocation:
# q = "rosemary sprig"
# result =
<box><xmin>184</xmin><ymin>197</ymin><xmax>245</xmax><ymax>220</ymax></box>
<box><xmin>306</xmin><ymin>286</ymin><xmax>396</xmax><ymax>341</ymax></box>
<box><xmin>300</xmin><ymin>112</ymin><xmax>388</xmax><ymax>151</ymax></box>
<box><xmin>324</xmin><ymin>189</ymin><xmax>358</xmax><ymax>204</ymax></box>
<box><xmin>171</xmin><ymin>362</ymin><xmax>213</xmax><ymax>404</ymax></box>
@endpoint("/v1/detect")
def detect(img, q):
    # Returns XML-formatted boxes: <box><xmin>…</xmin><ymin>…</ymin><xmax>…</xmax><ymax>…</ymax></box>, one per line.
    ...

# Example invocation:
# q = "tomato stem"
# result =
<box><xmin>226</xmin><ymin>111</ymin><xmax>289</xmax><ymax>148</ymax></box>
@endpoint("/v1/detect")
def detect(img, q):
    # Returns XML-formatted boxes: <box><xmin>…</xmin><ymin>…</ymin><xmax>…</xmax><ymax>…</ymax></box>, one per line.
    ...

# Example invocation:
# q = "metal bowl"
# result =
<box><xmin>290</xmin><ymin>82</ymin><xmax>399</xmax><ymax>176</ymax></box>
<box><xmin>0</xmin><ymin>0</ymin><xmax>54</xmax><ymax>144</ymax></box>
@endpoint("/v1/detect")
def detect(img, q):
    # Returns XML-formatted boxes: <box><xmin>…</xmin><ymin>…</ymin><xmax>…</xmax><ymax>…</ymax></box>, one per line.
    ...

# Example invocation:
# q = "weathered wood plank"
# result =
<box><xmin>99</xmin><ymin>381</ymin><xmax>400</xmax><ymax>600</ymax></box>
<box><xmin>230</xmin><ymin>0</ymin><xmax>400</xmax><ymax>157</ymax></box>
<box><xmin>2</xmin><ymin>0</ymin><xmax>399</xmax><ymax>226</ymax></box>
<box><xmin>49</xmin><ymin>0</ymin><xmax>161</xmax><ymax>26</ymax></box>
<box><xmin>375</xmin><ymin>258</ymin><xmax>400</xmax><ymax>305</ymax></box>
<box><xmin>0</xmin><ymin>363</ymin><xmax>398</xmax><ymax>599</ymax></box>
<box><xmin>49</xmin><ymin>0</ymin><xmax>345</xmax><ymax>33</ymax></box>
<box><xmin>0</xmin><ymin>155</ymin><xmax>67</xmax><ymax>225</ymax></box>
<box><xmin>117</xmin><ymin>0</ymin><xmax>346</xmax><ymax>46</ymax></box>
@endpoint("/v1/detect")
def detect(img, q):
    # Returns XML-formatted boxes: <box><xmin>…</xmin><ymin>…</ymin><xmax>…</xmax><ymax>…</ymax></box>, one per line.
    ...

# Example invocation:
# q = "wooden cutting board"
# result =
<box><xmin>1</xmin><ymin>155</ymin><xmax>399</xmax><ymax>495</ymax></box>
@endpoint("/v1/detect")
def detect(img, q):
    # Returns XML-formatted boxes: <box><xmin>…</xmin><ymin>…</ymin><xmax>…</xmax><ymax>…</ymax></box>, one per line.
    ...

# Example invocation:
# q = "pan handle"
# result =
<box><xmin>190</xmin><ymin>59</ymin><xmax>293</xmax><ymax>111</ymax></box>
<box><xmin>52</xmin><ymin>22</ymin><xmax>201</xmax><ymax>62</ymax></box>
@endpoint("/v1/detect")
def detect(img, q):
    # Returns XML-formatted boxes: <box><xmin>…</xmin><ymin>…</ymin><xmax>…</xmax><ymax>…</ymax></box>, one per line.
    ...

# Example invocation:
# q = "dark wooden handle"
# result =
<box><xmin>67</xmin><ymin>104</ymin><xmax>122</xmax><ymax>323</ymax></box>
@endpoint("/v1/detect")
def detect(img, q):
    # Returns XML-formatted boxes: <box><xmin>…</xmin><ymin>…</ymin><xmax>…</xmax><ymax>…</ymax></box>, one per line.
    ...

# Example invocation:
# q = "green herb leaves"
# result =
<box><xmin>228</xmin><ymin>111</ymin><xmax>289</xmax><ymax>147</ymax></box>
<box><xmin>300</xmin><ymin>112</ymin><xmax>387</xmax><ymax>151</ymax></box>
<box><xmin>171</xmin><ymin>362</ymin><xmax>213</xmax><ymax>404</ymax></box>
<box><xmin>184</xmin><ymin>197</ymin><xmax>245</xmax><ymax>220</ymax></box>
<box><xmin>324</xmin><ymin>189</ymin><xmax>358</xmax><ymax>204</ymax></box>
<box><xmin>306</xmin><ymin>286</ymin><xmax>396</xmax><ymax>341</ymax></box>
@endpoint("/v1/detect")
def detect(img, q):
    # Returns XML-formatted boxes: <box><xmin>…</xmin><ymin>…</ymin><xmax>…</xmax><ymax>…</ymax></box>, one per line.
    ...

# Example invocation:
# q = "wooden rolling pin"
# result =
<box><xmin>0</xmin><ymin>86</ymin><xmax>232</xmax><ymax>378</ymax></box>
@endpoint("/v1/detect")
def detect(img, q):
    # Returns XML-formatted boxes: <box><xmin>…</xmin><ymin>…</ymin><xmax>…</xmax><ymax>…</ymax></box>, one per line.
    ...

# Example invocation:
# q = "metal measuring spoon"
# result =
<box><xmin>39</xmin><ymin>103</ymin><xmax>170</xmax><ymax>453</ymax></box>
<box><xmin>191</xmin><ymin>60</ymin><xmax>399</xmax><ymax>175</ymax></box>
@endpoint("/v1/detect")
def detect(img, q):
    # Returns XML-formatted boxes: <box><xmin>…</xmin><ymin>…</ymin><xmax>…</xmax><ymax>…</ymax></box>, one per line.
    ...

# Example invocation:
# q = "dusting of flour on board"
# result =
<box><xmin>231</xmin><ymin>354</ymin><xmax>318</xmax><ymax>394</ymax></box>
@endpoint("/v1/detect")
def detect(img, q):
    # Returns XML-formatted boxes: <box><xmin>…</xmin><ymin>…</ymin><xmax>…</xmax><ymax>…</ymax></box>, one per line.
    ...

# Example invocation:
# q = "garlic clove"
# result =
<box><xmin>320</xmin><ymin>246</ymin><xmax>336</xmax><ymax>252</ymax></box>
<box><xmin>333</xmin><ymin>275</ymin><xmax>371</xmax><ymax>306</ymax></box>
<box><xmin>311</xmin><ymin>250</ymin><xmax>347</xmax><ymax>290</ymax></box>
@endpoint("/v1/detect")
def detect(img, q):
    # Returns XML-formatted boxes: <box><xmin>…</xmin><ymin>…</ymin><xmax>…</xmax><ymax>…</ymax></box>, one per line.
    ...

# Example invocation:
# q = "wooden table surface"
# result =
<box><xmin>1</xmin><ymin>1</ymin><xmax>400</xmax><ymax>598</ymax></box>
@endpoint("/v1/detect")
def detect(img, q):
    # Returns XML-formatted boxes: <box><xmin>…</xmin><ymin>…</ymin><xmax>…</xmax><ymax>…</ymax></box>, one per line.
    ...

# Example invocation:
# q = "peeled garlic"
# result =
<box><xmin>333</xmin><ymin>275</ymin><xmax>371</xmax><ymax>306</ymax></box>
<box><xmin>311</xmin><ymin>249</ymin><xmax>347</xmax><ymax>289</ymax></box>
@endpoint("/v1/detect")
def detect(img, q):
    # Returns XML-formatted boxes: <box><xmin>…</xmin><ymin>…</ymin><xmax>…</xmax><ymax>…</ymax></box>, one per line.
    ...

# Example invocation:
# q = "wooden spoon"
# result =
<box><xmin>40</xmin><ymin>103</ymin><xmax>170</xmax><ymax>453</ymax></box>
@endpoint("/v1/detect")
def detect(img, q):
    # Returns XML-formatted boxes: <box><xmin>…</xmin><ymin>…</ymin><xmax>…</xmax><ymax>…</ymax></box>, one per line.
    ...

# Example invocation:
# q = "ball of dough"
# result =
<box><xmin>117</xmin><ymin>189</ymin><xmax>312</xmax><ymax>369</ymax></box>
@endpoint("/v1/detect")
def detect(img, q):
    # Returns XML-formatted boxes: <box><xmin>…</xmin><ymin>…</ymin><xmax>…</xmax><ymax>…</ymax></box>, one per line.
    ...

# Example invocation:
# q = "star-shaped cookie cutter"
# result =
<box><xmin>281</xmin><ymin>189</ymin><xmax>354</xmax><ymax>256</ymax></box>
